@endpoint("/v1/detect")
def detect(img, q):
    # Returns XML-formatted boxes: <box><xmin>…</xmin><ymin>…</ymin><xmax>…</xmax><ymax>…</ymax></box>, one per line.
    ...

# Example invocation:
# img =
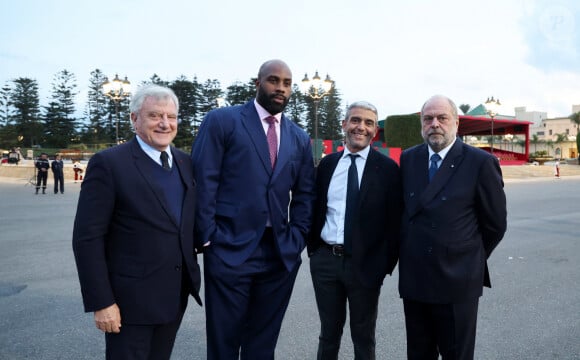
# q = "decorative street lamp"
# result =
<box><xmin>299</xmin><ymin>71</ymin><xmax>333</xmax><ymax>164</ymax></box>
<box><xmin>484</xmin><ymin>96</ymin><xmax>501</xmax><ymax>155</ymax></box>
<box><xmin>102</xmin><ymin>74</ymin><xmax>131</xmax><ymax>144</ymax></box>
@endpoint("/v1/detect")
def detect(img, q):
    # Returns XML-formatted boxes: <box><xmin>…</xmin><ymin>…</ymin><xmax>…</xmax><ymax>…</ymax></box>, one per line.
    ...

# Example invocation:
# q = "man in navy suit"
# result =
<box><xmin>398</xmin><ymin>95</ymin><xmax>507</xmax><ymax>360</ymax></box>
<box><xmin>307</xmin><ymin>101</ymin><xmax>402</xmax><ymax>359</ymax></box>
<box><xmin>73</xmin><ymin>84</ymin><xmax>202</xmax><ymax>359</ymax></box>
<box><xmin>191</xmin><ymin>59</ymin><xmax>315</xmax><ymax>360</ymax></box>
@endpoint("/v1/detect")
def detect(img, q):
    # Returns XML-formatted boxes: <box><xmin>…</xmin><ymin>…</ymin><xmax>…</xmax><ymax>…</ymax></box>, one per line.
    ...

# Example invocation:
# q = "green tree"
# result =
<box><xmin>286</xmin><ymin>84</ymin><xmax>307</xmax><ymax>128</ymax></box>
<box><xmin>0</xmin><ymin>83</ymin><xmax>12</xmax><ymax>126</ymax></box>
<box><xmin>43</xmin><ymin>69</ymin><xmax>78</xmax><ymax>148</ymax></box>
<box><xmin>81</xmin><ymin>69</ymin><xmax>110</xmax><ymax>146</ymax></box>
<box><xmin>148</xmin><ymin>74</ymin><xmax>169</xmax><ymax>87</ymax></box>
<box><xmin>569</xmin><ymin>112</ymin><xmax>580</xmax><ymax>159</ymax></box>
<box><xmin>198</xmin><ymin>79</ymin><xmax>223</xmax><ymax>117</ymax></box>
<box><xmin>170</xmin><ymin>75</ymin><xmax>201</xmax><ymax>148</ymax></box>
<box><xmin>226</xmin><ymin>79</ymin><xmax>255</xmax><ymax>105</ymax></box>
<box><xmin>0</xmin><ymin>83</ymin><xmax>16</xmax><ymax>148</ymax></box>
<box><xmin>11</xmin><ymin>78</ymin><xmax>41</xmax><ymax>147</ymax></box>
<box><xmin>569</xmin><ymin>111</ymin><xmax>580</xmax><ymax>133</ymax></box>
<box><xmin>302</xmin><ymin>84</ymin><xmax>343</xmax><ymax>142</ymax></box>
<box><xmin>530</xmin><ymin>134</ymin><xmax>540</xmax><ymax>153</ymax></box>
<box><xmin>317</xmin><ymin>87</ymin><xmax>343</xmax><ymax>141</ymax></box>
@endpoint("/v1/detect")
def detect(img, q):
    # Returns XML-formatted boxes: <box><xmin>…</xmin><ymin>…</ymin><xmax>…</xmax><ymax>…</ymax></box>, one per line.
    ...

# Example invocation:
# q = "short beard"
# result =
<box><xmin>256</xmin><ymin>88</ymin><xmax>288</xmax><ymax>115</ymax></box>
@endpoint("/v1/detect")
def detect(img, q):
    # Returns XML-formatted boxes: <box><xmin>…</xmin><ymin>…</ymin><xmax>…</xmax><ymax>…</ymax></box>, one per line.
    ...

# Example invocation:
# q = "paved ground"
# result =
<box><xmin>0</xmin><ymin>175</ymin><xmax>579</xmax><ymax>359</ymax></box>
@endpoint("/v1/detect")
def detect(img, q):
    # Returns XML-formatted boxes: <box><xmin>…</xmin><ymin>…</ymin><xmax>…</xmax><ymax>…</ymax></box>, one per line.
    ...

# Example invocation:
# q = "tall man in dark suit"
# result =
<box><xmin>307</xmin><ymin>101</ymin><xmax>403</xmax><ymax>359</ymax></box>
<box><xmin>191</xmin><ymin>59</ymin><xmax>315</xmax><ymax>360</ymax></box>
<box><xmin>398</xmin><ymin>95</ymin><xmax>507</xmax><ymax>360</ymax></box>
<box><xmin>72</xmin><ymin>84</ymin><xmax>202</xmax><ymax>360</ymax></box>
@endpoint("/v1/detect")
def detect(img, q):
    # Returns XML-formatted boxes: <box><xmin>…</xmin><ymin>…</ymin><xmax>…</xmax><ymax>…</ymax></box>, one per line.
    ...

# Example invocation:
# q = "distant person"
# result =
<box><xmin>307</xmin><ymin>101</ymin><xmax>403</xmax><ymax>359</ymax></box>
<box><xmin>51</xmin><ymin>154</ymin><xmax>65</xmax><ymax>194</ymax></box>
<box><xmin>73</xmin><ymin>161</ymin><xmax>84</xmax><ymax>182</ymax></box>
<box><xmin>398</xmin><ymin>95</ymin><xmax>507</xmax><ymax>360</ymax></box>
<box><xmin>554</xmin><ymin>159</ymin><xmax>560</xmax><ymax>178</ymax></box>
<box><xmin>72</xmin><ymin>84</ymin><xmax>202</xmax><ymax>359</ymax></box>
<box><xmin>8</xmin><ymin>148</ymin><xmax>20</xmax><ymax>165</ymax></box>
<box><xmin>35</xmin><ymin>153</ymin><xmax>50</xmax><ymax>194</ymax></box>
<box><xmin>191</xmin><ymin>59</ymin><xmax>315</xmax><ymax>359</ymax></box>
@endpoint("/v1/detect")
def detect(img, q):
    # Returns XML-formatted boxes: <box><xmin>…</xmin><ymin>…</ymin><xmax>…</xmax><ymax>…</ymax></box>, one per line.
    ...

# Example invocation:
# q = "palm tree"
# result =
<box><xmin>569</xmin><ymin>111</ymin><xmax>580</xmax><ymax>134</ymax></box>
<box><xmin>531</xmin><ymin>134</ymin><xmax>540</xmax><ymax>153</ymax></box>
<box><xmin>569</xmin><ymin>112</ymin><xmax>580</xmax><ymax>162</ymax></box>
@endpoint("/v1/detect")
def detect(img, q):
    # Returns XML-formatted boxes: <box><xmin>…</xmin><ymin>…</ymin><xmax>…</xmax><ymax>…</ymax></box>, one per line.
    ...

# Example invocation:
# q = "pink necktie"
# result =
<box><xmin>266</xmin><ymin>116</ymin><xmax>278</xmax><ymax>168</ymax></box>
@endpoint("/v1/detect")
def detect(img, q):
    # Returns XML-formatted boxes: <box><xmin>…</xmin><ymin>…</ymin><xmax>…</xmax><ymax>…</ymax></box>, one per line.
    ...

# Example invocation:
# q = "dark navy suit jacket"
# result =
<box><xmin>398</xmin><ymin>138</ymin><xmax>507</xmax><ymax>303</ymax></box>
<box><xmin>307</xmin><ymin>148</ymin><xmax>403</xmax><ymax>288</ymax></box>
<box><xmin>191</xmin><ymin>100</ymin><xmax>316</xmax><ymax>271</ymax></box>
<box><xmin>73</xmin><ymin>138</ymin><xmax>202</xmax><ymax>325</ymax></box>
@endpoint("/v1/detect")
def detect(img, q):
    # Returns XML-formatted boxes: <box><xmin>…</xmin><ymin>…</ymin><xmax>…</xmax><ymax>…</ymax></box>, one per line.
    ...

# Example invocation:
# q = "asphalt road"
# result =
<box><xmin>0</xmin><ymin>177</ymin><xmax>579</xmax><ymax>359</ymax></box>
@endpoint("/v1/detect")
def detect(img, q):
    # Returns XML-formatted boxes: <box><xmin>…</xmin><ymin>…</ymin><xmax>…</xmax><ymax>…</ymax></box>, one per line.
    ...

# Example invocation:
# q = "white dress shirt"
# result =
<box><xmin>136</xmin><ymin>135</ymin><xmax>172</xmax><ymax>168</ymax></box>
<box><xmin>254</xmin><ymin>99</ymin><xmax>281</xmax><ymax>152</ymax></box>
<box><xmin>427</xmin><ymin>138</ymin><xmax>456</xmax><ymax>169</ymax></box>
<box><xmin>320</xmin><ymin>146</ymin><xmax>370</xmax><ymax>245</ymax></box>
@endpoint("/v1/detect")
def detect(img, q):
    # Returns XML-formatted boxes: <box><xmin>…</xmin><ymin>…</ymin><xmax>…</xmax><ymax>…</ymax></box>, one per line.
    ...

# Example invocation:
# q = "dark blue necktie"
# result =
<box><xmin>344</xmin><ymin>154</ymin><xmax>359</xmax><ymax>255</ymax></box>
<box><xmin>429</xmin><ymin>153</ymin><xmax>441</xmax><ymax>182</ymax></box>
<box><xmin>160</xmin><ymin>151</ymin><xmax>170</xmax><ymax>170</ymax></box>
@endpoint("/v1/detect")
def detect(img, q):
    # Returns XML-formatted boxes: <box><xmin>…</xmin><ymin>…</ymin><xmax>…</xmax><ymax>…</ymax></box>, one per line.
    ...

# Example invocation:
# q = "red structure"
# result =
<box><xmin>457</xmin><ymin>115</ymin><xmax>533</xmax><ymax>164</ymax></box>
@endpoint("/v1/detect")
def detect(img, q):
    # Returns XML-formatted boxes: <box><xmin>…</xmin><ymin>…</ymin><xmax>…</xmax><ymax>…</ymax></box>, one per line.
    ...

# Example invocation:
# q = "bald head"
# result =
<box><xmin>258</xmin><ymin>59</ymin><xmax>292</xmax><ymax>79</ymax></box>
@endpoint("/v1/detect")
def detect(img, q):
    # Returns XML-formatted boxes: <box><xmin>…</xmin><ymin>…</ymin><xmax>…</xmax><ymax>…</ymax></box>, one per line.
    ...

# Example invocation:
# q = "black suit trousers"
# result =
<box><xmin>105</xmin><ymin>302</ymin><xmax>187</xmax><ymax>360</ymax></box>
<box><xmin>403</xmin><ymin>298</ymin><xmax>479</xmax><ymax>360</ymax></box>
<box><xmin>310</xmin><ymin>247</ymin><xmax>381</xmax><ymax>360</ymax></box>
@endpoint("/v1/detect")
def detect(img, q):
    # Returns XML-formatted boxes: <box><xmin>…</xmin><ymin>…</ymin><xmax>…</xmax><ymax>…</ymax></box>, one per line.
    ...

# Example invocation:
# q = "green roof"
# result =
<box><xmin>466</xmin><ymin>104</ymin><xmax>488</xmax><ymax>116</ymax></box>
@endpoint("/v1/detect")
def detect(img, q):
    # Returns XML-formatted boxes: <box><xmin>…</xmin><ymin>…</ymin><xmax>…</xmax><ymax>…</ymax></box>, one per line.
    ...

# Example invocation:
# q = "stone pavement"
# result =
<box><xmin>1</xmin><ymin>168</ymin><xmax>579</xmax><ymax>359</ymax></box>
<box><xmin>501</xmin><ymin>163</ymin><xmax>580</xmax><ymax>179</ymax></box>
<box><xmin>2</xmin><ymin>162</ymin><xmax>580</xmax><ymax>184</ymax></box>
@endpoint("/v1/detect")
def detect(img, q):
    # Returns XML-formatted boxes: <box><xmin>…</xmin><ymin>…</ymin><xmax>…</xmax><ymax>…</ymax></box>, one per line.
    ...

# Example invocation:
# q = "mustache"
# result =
<box><xmin>271</xmin><ymin>94</ymin><xmax>287</xmax><ymax>101</ymax></box>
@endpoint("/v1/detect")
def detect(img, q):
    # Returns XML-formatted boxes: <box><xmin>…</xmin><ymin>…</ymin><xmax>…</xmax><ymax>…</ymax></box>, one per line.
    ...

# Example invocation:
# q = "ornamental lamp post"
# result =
<box><xmin>299</xmin><ymin>71</ymin><xmax>333</xmax><ymax>165</ymax></box>
<box><xmin>102</xmin><ymin>74</ymin><xmax>131</xmax><ymax>145</ymax></box>
<box><xmin>484</xmin><ymin>96</ymin><xmax>501</xmax><ymax>155</ymax></box>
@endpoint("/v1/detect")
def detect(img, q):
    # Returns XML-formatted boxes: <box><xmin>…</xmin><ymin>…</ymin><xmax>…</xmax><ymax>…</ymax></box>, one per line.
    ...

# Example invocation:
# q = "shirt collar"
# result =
<box><xmin>428</xmin><ymin>137</ymin><xmax>456</xmax><ymax>161</ymax></box>
<box><xmin>343</xmin><ymin>145</ymin><xmax>370</xmax><ymax>161</ymax></box>
<box><xmin>136</xmin><ymin>135</ymin><xmax>172</xmax><ymax>164</ymax></box>
<box><xmin>254</xmin><ymin>99</ymin><xmax>281</xmax><ymax>123</ymax></box>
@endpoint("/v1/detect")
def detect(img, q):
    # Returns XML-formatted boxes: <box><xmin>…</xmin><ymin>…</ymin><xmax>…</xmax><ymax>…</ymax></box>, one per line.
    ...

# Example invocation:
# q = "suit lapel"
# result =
<box><xmin>417</xmin><ymin>139</ymin><xmax>465</xmax><ymax>210</ymax></box>
<box><xmin>272</xmin><ymin>114</ymin><xmax>293</xmax><ymax>181</ymax></box>
<box><xmin>358</xmin><ymin>149</ymin><xmax>380</xmax><ymax>203</ymax></box>
<box><xmin>240</xmin><ymin>102</ymin><xmax>273</xmax><ymax>175</ymax></box>
<box><xmin>320</xmin><ymin>151</ymin><xmax>341</xmax><ymax>192</ymax></box>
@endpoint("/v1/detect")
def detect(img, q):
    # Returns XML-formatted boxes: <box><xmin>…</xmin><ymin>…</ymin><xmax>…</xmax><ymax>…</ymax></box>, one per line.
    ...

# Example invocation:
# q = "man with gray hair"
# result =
<box><xmin>307</xmin><ymin>101</ymin><xmax>403</xmax><ymax>359</ymax></box>
<box><xmin>73</xmin><ymin>84</ymin><xmax>202</xmax><ymax>359</ymax></box>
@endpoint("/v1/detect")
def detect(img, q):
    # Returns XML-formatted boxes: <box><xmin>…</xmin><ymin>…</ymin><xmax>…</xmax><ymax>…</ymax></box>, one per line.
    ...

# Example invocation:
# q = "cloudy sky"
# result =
<box><xmin>1</xmin><ymin>0</ymin><xmax>579</xmax><ymax>119</ymax></box>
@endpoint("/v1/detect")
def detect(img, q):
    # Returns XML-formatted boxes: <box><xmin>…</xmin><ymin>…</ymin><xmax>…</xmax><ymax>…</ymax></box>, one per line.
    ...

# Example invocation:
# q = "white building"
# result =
<box><xmin>529</xmin><ymin>105</ymin><xmax>579</xmax><ymax>159</ymax></box>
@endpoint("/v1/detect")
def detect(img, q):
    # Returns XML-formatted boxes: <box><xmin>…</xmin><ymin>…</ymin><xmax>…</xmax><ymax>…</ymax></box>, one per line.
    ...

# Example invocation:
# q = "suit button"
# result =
<box><xmin>427</xmin><ymin>246</ymin><xmax>432</xmax><ymax>253</ymax></box>
<box><xmin>175</xmin><ymin>266</ymin><xmax>181</xmax><ymax>271</ymax></box>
